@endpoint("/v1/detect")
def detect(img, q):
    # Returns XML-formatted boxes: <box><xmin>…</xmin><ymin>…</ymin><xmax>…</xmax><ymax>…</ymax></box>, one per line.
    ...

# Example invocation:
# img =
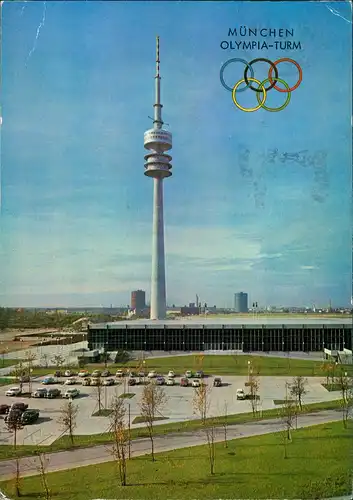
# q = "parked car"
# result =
<box><xmin>64</xmin><ymin>370</ymin><xmax>73</xmax><ymax>377</ymax></box>
<box><xmin>101</xmin><ymin>370</ymin><xmax>111</xmax><ymax>377</ymax></box>
<box><xmin>65</xmin><ymin>378</ymin><xmax>77</xmax><ymax>385</ymax></box>
<box><xmin>54</xmin><ymin>371</ymin><xmax>62</xmax><ymax>377</ymax></box>
<box><xmin>138</xmin><ymin>371</ymin><xmax>146</xmax><ymax>378</ymax></box>
<box><xmin>0</xmin><ymin>404</ymin><xmax>10</xmax><ymax>415</ymax></box>
<box><xmin>21</xmin><ymin>409</ymin><xmax>39</xmax><ymax>425</ymax></box>
<box><xmin>82</xmin><ymin>378</ymin><xmax>91</xmax><ymax>386</ymax></box>
<box><xmin>116</xmin><ymin>369</ymin><xmax>124</xmax><ymax>377</ymax></box>
<box><xmin>128</xmin><ymin>378</ymin><xmax>137</xmax><ymax>386</ymax></box>
<box><xmin>128</xmin><ymin>371</ymin><xmax>137</xmax><ymax>378</ymax></box>
<box><xmin>166</xmin><ymin>378</ymin><xmax>175</xmax><ymax>386</ymax></box>
<box><xmin>192</xmin><ymin>379</ymin><xmax>200</xmax><ymax>387</ymax></box>
<box><xmin>78</xmin><ymin>370</ymin><xmax>89</xmax><ymax>378</ymax></box>
<box><xmin>42</xmin><ymin>377</ymin><xmax>56</xmax><ymax>385</ymax></box>
<box><xmin>91</xmin><ymin>378</ymin><xmax>100</xmax><ymax>386</ymax></box>
<box><xmin>194</xmin><ymin>371</ymin><xmax>204</xmax><ymax>379</ymax></box>
<box><xmin>64</xmin><ymin>388</ymin><xmax>80</xmax><ymax>399</ymax></box>
<box><xmin>6</xmin><ymin>387</ymin><xmax>22</xmax><ymax>397</ymax></box>
<box><xmin>185</xmin><ymin>370</ymin><xmax>193</xmax><ymax>378</ymax></box>
<box><xmin>92</xmin><ymin>370</ymin><xmax>101</xmax><ymax>378</ymax></box>
<box><xmin>180</xmin><ymin>377</ymin><xmax>189</xmax><ymax>387</ymax></box>
<box><xmin>167</xmin><ymin>370</ymin><xmax>175</xmax><ymax>378</ymax></box>
<box><xmin>102</xmin><ymin>378</ymin><xmax>115</xmax><ymax>386</ymax></box>
<box><xmin>47</xmin><ymin>388</ymin><xmax>61</xmax><ymax>399</ymax></box>
<box><xmin>10</xmin><ymin>402</ymin><xmax>28</xmax><ymax>412</ymax></box>
<box><xmin>19</xmin><ymin>375</ymin><xmax>30</xmax><ymax>383</ymax></box>
<box><xmin>4</xmin><ymin>409</ymin><xmax>22</xmax><ymax>424</ymax></box>
<box><xmin>213</xmin><ymin>377</ymin><xmax>222</xmax><ymax>387</ymax></box>
<box><xmin>148</xmin><ymin>370</ymin><xmax>157</xmax><ymax>378</ymax></box>
<box><xmin>155</xmin><ymin>376</ymin><xmax>165</xmax><ymax>385</ymax></box>
<box><xmin>236</xmin><ymin>388</ymin><xmax>246</xmax><ymax>400</ymax></box>
<box><xmin>33</xmin><ymin>388</ymin><xmax>48</xmax><ymax>398</ymax></box>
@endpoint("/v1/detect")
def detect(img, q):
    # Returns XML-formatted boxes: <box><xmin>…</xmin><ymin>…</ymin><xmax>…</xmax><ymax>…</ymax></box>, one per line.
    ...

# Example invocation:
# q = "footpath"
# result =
<box><xmin>0</xmin><ymin>409</ymin><xmax>343</xmax><ymax>480</ymax></box>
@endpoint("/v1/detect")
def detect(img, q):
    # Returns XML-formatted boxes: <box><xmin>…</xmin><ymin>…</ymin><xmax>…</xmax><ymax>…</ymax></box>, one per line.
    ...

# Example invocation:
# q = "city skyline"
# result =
<box><xmin>1</xmin><ymin>1</ymin><xmax>351</xmax><ymax>308</ymax></box>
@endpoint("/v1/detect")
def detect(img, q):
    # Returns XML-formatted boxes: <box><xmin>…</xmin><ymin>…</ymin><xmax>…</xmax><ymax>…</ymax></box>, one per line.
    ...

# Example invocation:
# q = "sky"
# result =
<box><xmin>0</xmin><ymin>1</ymin><xmax>352</xmax><ymax>309</ymax></box>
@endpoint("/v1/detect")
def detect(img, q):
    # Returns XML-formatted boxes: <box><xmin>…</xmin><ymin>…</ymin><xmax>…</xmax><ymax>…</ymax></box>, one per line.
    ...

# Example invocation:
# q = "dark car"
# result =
<box><xmin>19</xmin><ymin>375</ymin><xmax>30</xmax><ymax>383</ymax></box>
<box><xmin>213</xmin><ymin>377</ymin><xmax>222</xmax><ymax>387</ymax></box>
<box><xmin>128</xmin><ymin>378</ymin><xmax>137</xmax><ymax>386</ymax></box>
<box><xmin>5</xmin><ymin>409</ymin><xmax>22</xmax><ymax>424</ymax></box>
<box><xmin>46</xmin><ymin>388</ymin><xmax>61</xmax><ymax>399</ymax></box>
<box><xmin>10</xmin><ymin>402</ymin><xmax>28</xmax><ymax>412</ymax></box>
<box><xmin>54</xmin><ymin>371</ymin><xmax>62</xmax><ymax>377</ymax></box>
<box><xmin>101</xmin><ymin>370</ymin><xmax>111</xmax><ymax>377</ymax></box>
<box><xmin>0</xmin><ymin>404</ymin><xmax>10</xmax><ymax>415</ymax></box>
<box><xmin>21</xmin><ymin>409</ymin><xmax>39</xmax><ymax>425</ymax></box>
<box><xmin>195</xmin><ymin>371</ymin><xmax>204</xmax><ymax>379</ymax></box>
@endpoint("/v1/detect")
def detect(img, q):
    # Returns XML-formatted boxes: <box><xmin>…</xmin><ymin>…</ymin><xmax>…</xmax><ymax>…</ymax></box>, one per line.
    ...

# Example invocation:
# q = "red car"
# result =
<box><xmin>180</xmin><ymin>377</ymin><xmax>189</xmax><ymax>387</ymax></box>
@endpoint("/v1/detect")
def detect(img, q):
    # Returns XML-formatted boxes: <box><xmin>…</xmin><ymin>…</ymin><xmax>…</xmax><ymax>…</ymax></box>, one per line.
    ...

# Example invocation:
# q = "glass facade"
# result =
<box><xmin>87</xmin><ymin>324</ymin><xmax>352</xmax><ymax>352</ymax></box>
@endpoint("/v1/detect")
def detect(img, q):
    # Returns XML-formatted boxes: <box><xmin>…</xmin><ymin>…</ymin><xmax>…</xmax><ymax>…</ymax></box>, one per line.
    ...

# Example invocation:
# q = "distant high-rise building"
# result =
<box><xmin>131</xmin><ymin>290</ymin><xmax>146</xmax><ymax>312</ymax></box>
<box><xmin>234</xmin><ymin>292</ymin><xmax>248</xmax><ymax>313</ymax></box>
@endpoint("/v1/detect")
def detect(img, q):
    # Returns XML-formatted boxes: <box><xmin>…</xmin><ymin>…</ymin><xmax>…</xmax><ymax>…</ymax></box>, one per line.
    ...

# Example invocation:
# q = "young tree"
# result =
<box><xmin>52</xmin><ymin>354</ymin><xmax>65</xmax><ymax>371</ymax></box>
<box><xmin>109</xmin><ymin>395</ymin><xmax>128</xmax><ymax>486</ymax></box>
<box><xmin>222</xmin><ymin>400</ymin><xmax>228</xmax><ymax>448</ymax></box>
<box><xmin>248</xmin><ymin>372</ymin><xmax>260</xmax><ymax>416</ymax></box>
<box><xmin>335</xmin><ymin>370</ymin><xmax>352</xmax><ymax>428</ymax></box>
<box><xmin>12</xmin><ymin>361</ymin><xmax>25</xmax><ymax>392</ymax></box>
<box><xmin>289</xmin><ymin>376</ymin><xmax>308</xmax><ymax>410</ymax></box>
<box><xmin>278</xmin><ymin>386</ymin><xmax>296</xmax><ymax>459</ymax></box>
<box><xmin>36</xmin><ymin>452</ymin><xmax>51</xmax><ymax>500</ymax></box>
<box><xmin>5</xmin><ymin>411</ymin><xmax>24</xmax><ymax>497</ymax></box>
<box><xmin>95</xmin><ymin>378</ymin><xmax>104</xmax><ymax>414</ymax></box>
<box><xmin>139</xmin><ymin>383</ymin><xmax>168</xmax><ymax>461</ymax></box>
<box><xmin>24</xmin><ymin>350</ymin><xmax>36</xmax><ymax>394</ymax></box>
<box><xmin>41</xmin><ymin>353</ymin><xmax>50</xmax><ymax>369</ymax></box>
<box><xmin>58</xmin><ymin>400</ymin><xmax>78</xmax><ymax>445</ymax></box>
<box><xmin>193</xmin><ymin>383</ymin><xmax>216</xmax><ymax>475</ymax></box>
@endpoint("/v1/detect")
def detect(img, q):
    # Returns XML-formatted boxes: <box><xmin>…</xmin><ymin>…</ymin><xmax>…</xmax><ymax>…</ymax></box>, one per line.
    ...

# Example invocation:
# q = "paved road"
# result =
<box><xmin>0</xmin><ymin>409</ymin><xmax>343</xmax><ymax>480</ymax></box>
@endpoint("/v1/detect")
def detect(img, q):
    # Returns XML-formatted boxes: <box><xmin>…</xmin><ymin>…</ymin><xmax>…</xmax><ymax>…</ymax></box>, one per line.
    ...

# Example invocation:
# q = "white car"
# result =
<box><xmin>166</xmin><ymin>378</ymin><xmax>175</xmax><ymax>386</ymax></box>
<box><xmin>6</xmin><ymin>387</ymin><xmax>22</xmax><ymax>397</ymax></box>
<box><xmin>64</xmin><ymin>388</ymin><xmax>80</xmax><ymax>399</ymax></box>
<box><xmin>185</xmin><ymin>370</ymin><xmax>192</xmax><ymax>378</ymax></box>
<box><xmin>236</xmin><ymin>389</ymin><xmax>246</xmax><ymax>400</ymax></box>
<box><xmin>64</xmin><ymin>370</ymin><xmax>73</xmax><ymax>377</ymax></box>
<box><xmin>147</xmin><ymin>370</ymin><xmax>157</xmax><ymax>378</ymax></box>
<box><xmin>167</xmin><ymin>370</ymin><xmax>175</xmax><ymax>378</ymax></box>
<box><xmin>192</xmin><ymin>379</ymin><xmax>200</xmax><ymax>388</ymax></box>
<box><xmin>102</xmin><ymin>378</ymin><xmax>115</xmax><ymax>386</ymax></box>
<box><xmin>115</xmin><ymin>370</ymin><xmax>124</xmax><ymax>377</ymax></box>
<box><xmin>90</xmin><ymin>378</ymin><xmax>100</xmax><ymax>386</ymax></box>
<box><xmin>65</xmin><ymin>378</ymin><xmax>77</xmax><ymax>385</ymax></box>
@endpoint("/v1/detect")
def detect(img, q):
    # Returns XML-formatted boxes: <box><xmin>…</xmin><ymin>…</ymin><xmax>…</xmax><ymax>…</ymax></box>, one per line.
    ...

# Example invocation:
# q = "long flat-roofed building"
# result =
<box><xmin>87</xmin><ymin>316</ymin><xmax>352</xmax><ymax>353</ymax></box>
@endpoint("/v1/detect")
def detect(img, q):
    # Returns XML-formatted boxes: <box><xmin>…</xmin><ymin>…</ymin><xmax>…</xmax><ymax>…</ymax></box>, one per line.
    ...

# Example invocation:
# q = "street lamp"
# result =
<box><xmin>247</xmin><ymin>360</ymin><xmax>251</xmax><ymax>382</ymax></box>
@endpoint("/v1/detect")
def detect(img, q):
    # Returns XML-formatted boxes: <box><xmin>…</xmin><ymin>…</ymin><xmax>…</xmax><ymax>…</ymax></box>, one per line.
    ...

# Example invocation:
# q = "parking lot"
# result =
<box><xmin>0</xmin><ymin>371</ymin><xmax>340</xmax><ymax>446</ymax></box>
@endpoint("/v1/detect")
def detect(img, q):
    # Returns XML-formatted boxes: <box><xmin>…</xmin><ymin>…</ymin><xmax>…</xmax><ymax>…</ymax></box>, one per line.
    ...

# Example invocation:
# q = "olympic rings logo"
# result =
<box><xmin>220</xmin><ymin>58</ymin><xmax>303</xmax><ymax>112</ymax></box>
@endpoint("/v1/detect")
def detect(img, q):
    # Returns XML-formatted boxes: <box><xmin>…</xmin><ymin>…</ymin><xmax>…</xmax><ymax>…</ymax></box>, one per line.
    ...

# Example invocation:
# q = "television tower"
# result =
<box><xmin>144</xmin><ymin>36</ymin><xmax>172</xmax><ymax>320</ymax></box>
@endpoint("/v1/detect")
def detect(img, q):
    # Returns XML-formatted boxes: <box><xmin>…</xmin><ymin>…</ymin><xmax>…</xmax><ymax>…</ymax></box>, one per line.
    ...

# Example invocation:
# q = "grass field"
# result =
<box><xmin>0</xmin><ymin>359</ymin><xmax>21</xmax><ymax>369</ymax></box>
<box><xmin>0</xmin><ymin>420</ymin><xmax>351</xmax><ymax>499</ymax></box>
<box><xmin>0</xmin><ymin>398</ymin><xmax>343</xmax><ymax>461</ymax></box>
<box><xmin>0</xmin><ymin>378</ymin><xmax>13</xmax><ymax>386</ymax></box>
<box><xmin>24</xmin><ymin>354</ymin><xmax>352</xmax><ymax>378</ymax></box>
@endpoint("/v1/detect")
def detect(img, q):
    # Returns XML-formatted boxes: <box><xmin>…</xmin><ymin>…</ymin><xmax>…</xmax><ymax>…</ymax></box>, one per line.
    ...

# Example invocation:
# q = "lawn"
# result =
<box><xmin>25</xmin><ymin>354</ymin><xmax>352</xmax><ymax>377</ymax></box>
<box><xmin>0</xmin><ymin>398</ymin><xmax>344</xmax><ymax>461</ymax></box>
<box><xmin>0</xmin><ymin>378</ymin><xmax>13</xmax><ymax>386</ymax></box>
<box><xmin>0</xmin><ymin>421</ymin><xmax>351</xmax><ymax>499</ymax></box>
<box><xmin>0</xmin><ymin>359</ymin><xmax>22</xmax><ymax>369</ymax></box>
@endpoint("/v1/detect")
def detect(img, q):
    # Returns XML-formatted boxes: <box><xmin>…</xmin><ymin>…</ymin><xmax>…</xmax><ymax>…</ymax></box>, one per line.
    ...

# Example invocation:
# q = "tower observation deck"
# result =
<box><xmin>144</xmin><ymin>37</ymin><xmax>172</xmax><ymax>320</ymax></box>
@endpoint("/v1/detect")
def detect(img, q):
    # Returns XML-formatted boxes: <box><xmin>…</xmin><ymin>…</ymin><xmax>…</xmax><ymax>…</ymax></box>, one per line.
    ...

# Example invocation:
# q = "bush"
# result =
<box><xmin>114</xmin><ymin>350</ymin><xmax>131</xmax><ymax>364</ymax></box>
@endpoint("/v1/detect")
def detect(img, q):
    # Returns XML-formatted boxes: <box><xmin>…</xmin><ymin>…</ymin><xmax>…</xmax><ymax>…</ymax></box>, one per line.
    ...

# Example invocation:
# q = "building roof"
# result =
<box><xmin>89</xmin><ymin>315</ymin><xmax>352</xmax><ymax>329</ymax></box>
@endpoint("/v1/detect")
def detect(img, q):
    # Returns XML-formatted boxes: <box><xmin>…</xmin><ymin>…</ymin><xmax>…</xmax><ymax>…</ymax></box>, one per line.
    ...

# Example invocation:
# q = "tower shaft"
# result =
<box><xmin>144</xmin><ymin>36</ymin><xmax>172</xmax><ymax>321</ymax></box>
<box><xmin>150</xmin><ymin>177</ymin><xmax>166</xmax><ymax>319</ymax></box>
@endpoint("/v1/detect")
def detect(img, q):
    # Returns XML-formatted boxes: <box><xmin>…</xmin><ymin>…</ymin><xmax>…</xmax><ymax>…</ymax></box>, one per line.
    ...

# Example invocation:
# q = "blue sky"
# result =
<box><xmin>0</xmin><ymin>1</ymin><xmax>352</xmax><ymax>308</ymax></box>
